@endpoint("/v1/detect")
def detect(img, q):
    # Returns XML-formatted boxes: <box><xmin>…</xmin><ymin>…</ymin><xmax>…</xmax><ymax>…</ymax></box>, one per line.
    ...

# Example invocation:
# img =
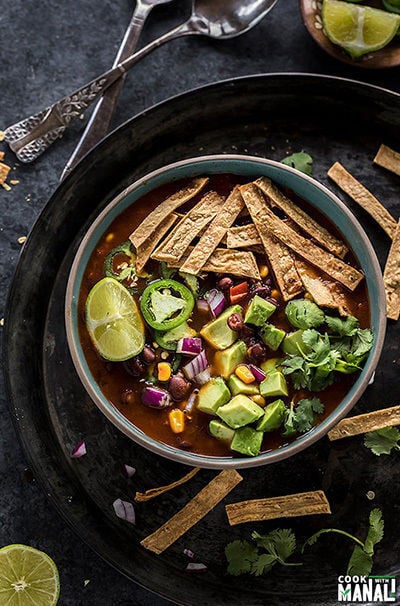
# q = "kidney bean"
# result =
<box><xmin>227</xmin><ymin>313</ymin><xmax>244</xmax><ymax>331</ymax></box>
<box><xmin>218</xmin><ymin>277</ymin><xmax>234</xmax><ymax>291</ymax></box>
<box><xmin>169</xmin><ymin>374</ymin><xmax>190</xmax><ymax>401</ymax></box>
<box><xmin>142</xmin><ymin>346</ymin><xmax>156</xmax><ymax>364</ymax></box>
<box><xmin>247</xmin><ymin>342</ymin><xmax>267</xmax><ymax>364</ymax></box>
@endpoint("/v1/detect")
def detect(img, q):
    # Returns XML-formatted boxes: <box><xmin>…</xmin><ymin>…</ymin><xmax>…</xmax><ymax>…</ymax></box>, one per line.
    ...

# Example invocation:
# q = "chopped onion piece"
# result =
<box><xmin>176</xmin><ymin>337</ymin><xmax>202</xmax><ymax>356</ymax></box>
<box><xmin>183</xmin><ymin>548</ymin><xmax>195</xmax><ymax>559</ymax></box>
<box><xmin>71</xmin><ymin>441</ymin><xmax>87</xmax><ymax>458</ymax></box>
<box><xmin>184</xmin><ymin>389</ymin><xmax>199</xmax><ymax>415</ymax></box>
<box><xmin>113</xmin><ymin>498</ymin><xmax>136</xmax><ymax>525</ymax></box>
<box><xmin>249</xmin><ymin>364</ymin><xmax>266</xmax><ymax>382</ymax></box>
<box><xmin>194</xmin><ymin>367</ymin><xmax>211</xmax><ymax>386</ymax></box>
<box><xmin>142</xmin><ymin>386</ymin><xmax>171</xmax><ymax>409</ymax></box>
<box><xmin>124</xmin><ymin>464</ymin><xmax>136</xmax><ymax>478</ymax></box>
<box><xmin>182</xmin><ymin>350</ymin><xmax>208</xmax><ymax>380</ymax></box>
<box><xmin>205</xmin><ymin>288</ymin><xmax>226</xmax><ymax>318</ymax></box>
<box><xmin>196</xmin><ymin>298</ymin><xmax>209</xmax><ymax>313</ymax></box>
<box><xmin>185</xmin><ymin>562</ymin><xmax>208</xmax><ymax>573</ymax></box>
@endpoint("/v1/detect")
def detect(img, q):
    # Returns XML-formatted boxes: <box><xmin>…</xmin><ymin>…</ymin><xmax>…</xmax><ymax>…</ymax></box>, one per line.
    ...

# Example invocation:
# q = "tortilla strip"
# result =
<box><xmin>0</xmin><ymin>162</ymin><xmax>10</xmax><ymax>185</ymax></box>
<box><xmin>256</xmin><ymin>177</ymin><xmax>348</xmax><ymax>259</ymax></box>
<box><xmin>225</xmin><ymin>490</ymin><xmax>331</xmax><ymax>526</ymax></box>
<box><xmin>141</xmin><ymin>470</ymin><xmax>243</xmax><ymax>554</ymax></box>
<box><xmin>135</xmin><ymin>468</ymin><xmax>200</xmax><ymax>502</ymax></box>
<box><xmin>295</xmin><ymin>259</ymin><xmax>351</xmax><ymax>316</ymax></box>
<box><xmin>152</xmin><ymin>192</ymin><xmax>226</xmax><ymax>263</ymax></box>
<box><xmin>226</xmin><ymin>224</ymin><xmax>261</xmax><ymax>248</ymax></box>
<box><xmin>167</xmin><ymin>246</ymin><xmax>261</xmax><ymax>280</ymax></box>
<box><xmin>328</xmin><ymin>162</ymin><xmax>397</xmax><ymax>239</ymax></box>
<box><xmin>374</xmin><ymin>144</ymin><xmax>400</xmax><ymax>177</ymax></box>
<box><xmin>179</xmin><ymin>186</ymin><xmax>245</xmax><ymax>275</ymax></box>
<box><xmin>129</xmin><ymin>178</ymin><xmax>209</xmax><ymax>249</ymax></box>
<box><xmin>241</xmin><ymin>183</ymin><xmax>363</xmax><ymax>291</ymax></box>
<box><xmin>328</xmin><ymin>405</ymin><xmax>400</xmax><ymax>441</ymax></box>
<box><xmin>383</xmin><ymin>220</ymin><xmax>400</xmax><ymax>321</ymax></box>
<box><xmin>135</xmin><ymin>213</ymin><xmax>179</xmax><ymax>273</ymax></box>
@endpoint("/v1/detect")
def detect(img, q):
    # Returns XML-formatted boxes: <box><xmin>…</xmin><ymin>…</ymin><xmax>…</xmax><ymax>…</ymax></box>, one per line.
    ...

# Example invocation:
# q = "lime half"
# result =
<box><xmin>85</xmin><ymin>277</ymin><xmax>145</xmax><ymax>361</ymax></box>
<box><xmin>322</xmin><ymin>0</ymin><xmax>400</xmax><ymax>58</ymax></box>
<box><xmin>0</xmin><ymin>544</ymin><xmax>60</xmax><ymax>605</ymax></box>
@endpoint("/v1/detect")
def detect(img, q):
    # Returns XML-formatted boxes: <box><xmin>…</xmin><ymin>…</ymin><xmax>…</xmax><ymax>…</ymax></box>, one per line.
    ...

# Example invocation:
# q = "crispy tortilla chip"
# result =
<box><xmin>383</xmin><ymin>220</ymin><xmax>400</xmax><ymax>321</ymax></box>
<box><xmin>141</xmin><ymin>470</ymin><xmax>243</xmax><ymax>554</ymax></box>
<box><xmin>135</xmin><ymin>468</ymin><xmax>200</xmax><ymax>502</ymax></box>
<box><xmin>328</xmin><ymin>162</ymin><xmax>397</xmax><ymax>239</ymax></box>
<box><xmin>328</xmin><ymin>405</ymin><xmax>400</xmax><ymax>441</ymax></box>
<box><xmin>225</xmin><ymin>490</ymin><xmax>331</xmax><ymax>526</ymax></box>
<box><xmin>0</xmin><ymin>162</ymin><xmax>10</xmax><ymax>185</ymax></box>
<box><xmin>262</xmin><ymin>234</ymin><xmax>303</xmax><ymax>301</ymax></box>
<box><xmin>374</xmin><ymin>144</ymin><xmax>400</xmax><ymax>177</ymax></box>
<box><xmin>0</xmin><ymin>151</ymin><xmax>4</xmax><ymax>161</ymax></box>
<box><xmin>135</xmin><ymin>213</ymin><xmax>179</xmax><ymax>273</ymax></box>
<box><xmin>167</xmin><ymin>246</ymin><xmax>260</xmax><ymax>280</ymax></box>
<box><xmin>179</xmin><ymin>186</ymin><xmax>245</xmax><ymax>275</ymax></box>
<box><xmin>152</xmin><ymin>192</ymin><xmax>226</xmax><ymax>263</ymax></box>
<box><xmin>241</xmin><ymin>183</ymin><xmax>363</xmax><ymax>291</ymax></box>
<box><xmin>256</xmin><ymin>177</ymin><xmax>348</xmax><ymax>258</ymax></box>
<box><xmin>130</xmin><ymin>178</ymin><xmax>209</xmax><ymax>249</ymax></box>
<box><xmin>295</xmin><ymin>259</ymin><xmax>351</xmax><ymax>316</ymax></box>
<box><xmin>226</xmin><ymin>224</ymin><xmax>261</xmax><ymax>248</ymax></box>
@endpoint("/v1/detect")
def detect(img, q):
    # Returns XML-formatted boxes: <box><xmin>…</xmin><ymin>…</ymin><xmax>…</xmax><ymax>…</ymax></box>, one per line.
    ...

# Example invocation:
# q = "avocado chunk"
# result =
<box><xmin>260</xmin><ymin>371</ymin><xmax>289</xmax><ymax>397</ymax></box>
<box><xmin>231</xmin><ymin>426</ymin><xmax>264</xmax><ymax>457</ymax></box>
<box><xmin>256</xmin><ymin>399</ymin><xmax>286</xmax><ymax>432</ymax></box>
<box><xmin>260</xmin><ymin>324</ymin><xmax>286</xmax><ymax>351</ymax></box>
<box><xmin>260</xmin><ymin>357</ymin><xmax>283</xmax><ymax>373</ymax></box>
<box><xmin>244</xmin><ymin>295</ymin><xmax>276</xmax><ymax>326</ymax></box>
<box><xmin>209</xmin><ymin>419</ymin><xmax>235</xmax><ymax>443</ymax></box>
<box><xmin>214</xmin><ymin>340</ymin><xmax>247</xmax><ymax>379</ymax></box>
<box><xmin>281</xmin><ymin>330</ymin><xmax>306</xmax><ymax>355</ymax></box>
<box><xmin>200</xmin><ymin>304</ymin><xmax>242</xmax><ymax>350</ymax></box>
<box><xmin>228</xmin><ymin>374</ymin><xmax>260</xmax><ymax>396</ymax></box>
<box><xmin>197</xmin><ymin>377</ymin><xmax>231</xmax><ymax>415</ymax></box>
<box><xmin>217</xmin><ymin>394</ymin><xmax>264</xmax><ymax>429</ymax></box>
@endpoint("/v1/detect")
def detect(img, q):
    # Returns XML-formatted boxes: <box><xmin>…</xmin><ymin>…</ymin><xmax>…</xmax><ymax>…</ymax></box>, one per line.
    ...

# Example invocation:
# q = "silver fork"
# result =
<box><xmin>60</xmin><ymin>0</ymin><xmax>175</xmax><ymax>180</ymax></box>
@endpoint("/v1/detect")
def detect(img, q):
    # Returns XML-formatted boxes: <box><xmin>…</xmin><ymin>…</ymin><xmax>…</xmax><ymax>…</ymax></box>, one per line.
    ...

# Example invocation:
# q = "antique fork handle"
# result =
<box><xmin>4</xmin><ymin>20</ymin><xmax>197</xmax><ymax>163</ymax></box>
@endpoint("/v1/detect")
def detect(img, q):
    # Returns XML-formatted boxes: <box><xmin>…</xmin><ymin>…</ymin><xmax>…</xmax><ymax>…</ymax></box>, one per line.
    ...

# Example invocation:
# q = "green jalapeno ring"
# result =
<box><xmin>140</xmin><ymin>279</ymin><xmax>195</xmax><ymax>331</ymax></box>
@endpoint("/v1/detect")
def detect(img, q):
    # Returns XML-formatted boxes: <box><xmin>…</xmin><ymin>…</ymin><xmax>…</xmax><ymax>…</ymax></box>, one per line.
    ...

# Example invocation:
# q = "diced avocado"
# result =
<box><xmin>260</xmin><ymin>371</ymin><xmax>288</xmax><ymax>397</ymax></box>
<box><xmin>217</xmin><ymin>394</ymin><xmax>264</xmax><ymax>429</ymax></box>
<box><xmin>228</xmin><ymin>374</ymin><xmax>260</xmax><ymax>396</ymax></box>
<box><xmin>197</xmin><ymin>377</ymin><xmax>231</xmax><ymax>415</ymax></box>
<box><xmin>244</xmin><ymin>295</ymin><xmax>277</xmax><ymax>326</ymax></box>
<box><xmin>281</xmin><ymin>330</ymin><xmax>306</xmax><ymax>355</ymax></box>
<box><xmin>230</xmin><ymin>426</ymin><xmax>264</xmax><ymax>457</ymax></box>
<box><xmin>200</xmin><ymin>304</ymin><xmax>242</xmax><ymax>350</ymax></box>
<box><xmin>214</xmin><ymin>340</ymin><xmax>247</xmax><ymax>379</ymax></box>
<box><xmin>209</xmin><ymin>419</ymin><xmax>235</xmax><ymax>443</ymax></box>
<box><xmin>260</xmin><ymin>357</ymin><xmax>283</xmax><ymax>373</ymax></box>
<box><xmin>256</xmin><ymin>399</ymin><xmax>286</xmax><ymax>432</ymax></box>
<box><xmin>260</xmin><ymin>324</ymin><xmax>286</xmax><ymax>351</ymax></box>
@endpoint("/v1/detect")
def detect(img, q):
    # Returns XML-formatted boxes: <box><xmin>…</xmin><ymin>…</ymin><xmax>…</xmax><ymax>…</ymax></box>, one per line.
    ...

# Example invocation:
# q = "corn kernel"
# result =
<box><xmin>169</xmin><ymin>409</ymin><xmax>185</xmax><ymax>433</ymax></box>
<box><xmin>105</xmin><ymin>233</ymin><xmax>115</xmax><ymax>243</ymax></box>
<box><xmin>251</xmin><ymin>395</ymin><xmax>266</xmax><ymax>407</ymax></box>
<box><xmin>271</xmin><ymin>289</ymin><xmax>280</xmax><ymax>300</ymax></box>
<box><xmin>259</xmin><ymin>264</ymin><xmax>269</xmax><ymax>278</ymax></box>
<box><xmin>157</xmin><ymin>362</ymin><xmax>171</xmax><ymax>381</ymax></box>
<box><xmin>235</xmin><ymin>364</ymin><xmax>255</xmax><ymax>384</ymax></box>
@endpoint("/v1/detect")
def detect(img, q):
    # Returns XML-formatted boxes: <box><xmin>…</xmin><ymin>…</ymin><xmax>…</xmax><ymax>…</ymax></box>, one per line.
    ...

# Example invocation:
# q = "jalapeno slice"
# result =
<box><xmin>104</xmin><ymin>241</ymin><xmax>136</xmax><ymax>283</ymax></box>
<box><xmin>140</xmin><ymin>279</ymin><xmax>195</xmax><ymax>331</ymax></box>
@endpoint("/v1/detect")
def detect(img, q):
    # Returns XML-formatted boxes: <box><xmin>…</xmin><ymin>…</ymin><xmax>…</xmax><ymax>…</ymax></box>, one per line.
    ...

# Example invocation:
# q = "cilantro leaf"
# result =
<box><xmin>294</xmin><ymin>398</ymin><xmax>324</xmax><ymax>432</ymax></box>
<box><xmin>268</xmin><ymin>529</ymin><xmax>298</xmax><ymax>563</ymax></box>
<box><xmin>325</xmin><ymin>315</ymin><xmax>359</xmax><ymax>337</ymax></box>
<box><xmin>160</xmin><ymin>261</ymin><xmax>175</xmax><ymax>279</ymax></box>
<box><xmin>250</xmin><ymin>554</ymin><xmax>277</xmax><ymax>576</ymax></box>
<box><xmin>347</xmin><ymin>545</ymin><xmax>373</xmax><ymax>576</ymax></box>
<box><xmin>364</xmin><ymin>508</ymin><xmax>384</xmax><ymax>557</ymax></box>
<box><xmin>225</xmin><ymin>540</ymin><xmax>258</xmax><ymax>576</ymax></box>
<box><xmin>285</xmin><ymin>299</ymin><xmax>325</xmax><ymax>330</ymax></box>
<box><xmin>282</xmin><ymin>401</ymin><xmax>297</xmax><ymax>436</ymax></box>
<box><xmin>281</xmin><ymin>152</ymin><xmax>313</xmax><ymax>176</ymax></box>
<box><xmin>364</xmin><ymin>427</ymin><xmax>400</xmax><ymax>456</ymax></box>
<box><xmin>351</xmin><ymin>328</ymin><xmax>374</xmax><ymax>359</ymax></box>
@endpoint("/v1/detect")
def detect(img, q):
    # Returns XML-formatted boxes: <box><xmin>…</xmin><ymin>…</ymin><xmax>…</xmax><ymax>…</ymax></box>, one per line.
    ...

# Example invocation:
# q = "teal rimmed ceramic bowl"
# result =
<box><xmin>65</xmin><ymin>155</ymin><xmax>386</xmax><ymax>469</ymax></box>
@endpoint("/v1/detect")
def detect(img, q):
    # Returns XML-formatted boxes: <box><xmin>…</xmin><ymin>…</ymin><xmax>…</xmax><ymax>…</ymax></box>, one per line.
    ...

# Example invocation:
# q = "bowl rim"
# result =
<box><xmin>65</xmin><ymin>154</ymin><xmax>386</xmax><ymax>469</ymax></box>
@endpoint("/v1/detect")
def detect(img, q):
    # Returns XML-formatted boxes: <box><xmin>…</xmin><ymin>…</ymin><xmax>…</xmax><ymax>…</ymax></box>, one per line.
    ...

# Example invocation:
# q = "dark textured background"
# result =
<box><xmin>0</xmin><ymin>1</ymin><xmax>399</xmax><ymax>604</ymax></box>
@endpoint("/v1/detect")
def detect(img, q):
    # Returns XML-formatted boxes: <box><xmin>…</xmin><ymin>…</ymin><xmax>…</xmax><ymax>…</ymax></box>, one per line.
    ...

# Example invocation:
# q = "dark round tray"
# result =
<box><xmin>4</xmin><ymin>74</ymin><xmax>400</xmax><ymax>606</ymax></box>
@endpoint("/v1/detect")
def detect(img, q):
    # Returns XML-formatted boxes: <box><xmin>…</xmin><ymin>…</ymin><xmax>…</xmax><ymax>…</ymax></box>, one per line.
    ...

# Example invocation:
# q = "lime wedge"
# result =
<box><xmin>322</xmin><ymin>0</ymin><xmax>400</xmax><ymax>58</ymax></box>
<box><xmin>85</xmin><ymin>277</ymin><xmax>145</xmax><ymax>361</ymax></box>
<box><xmin>0</xmin><ymin>544</ymin><xmax>60</xmax><ymax>605</ymax></box>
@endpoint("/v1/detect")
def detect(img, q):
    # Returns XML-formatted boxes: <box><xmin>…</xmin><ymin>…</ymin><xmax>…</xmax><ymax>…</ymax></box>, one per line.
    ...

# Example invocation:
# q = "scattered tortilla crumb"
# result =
<box><xmin>0</xmin><ymin>318</ymin><xmax>4</xmax><ymax>327</ymax></box>
<box><xmin>0</xmin><ymin>151</ymin><xmax>4</xmax><ymax>161</ymax></box>
<box><xmin>0</xmin><ymin>162</ymin><xmax>11</xmax><ymax>185</ymax></box>
<box><xmin>17</xmin><ymin>236</ymin><xmax>27</xmax><ymax>244</ymax></box>
<box><xmin>0</xmin><ymin>130</ymin><xmax>4</xmax><ymax>142</ymax></box>
<box><xmin>10</xmin><ymin>179</ymin><xmax>19</xmax><ymax>185</ymax></box>
<box><xmin>374</xmin><ymin>144</ymin><xmax>400</xmax><ymax>177</ymax></box>
<box><xmin>83</xmin><ymin>579</ymin><xmax>90</xmax><ymax>587</ymax></box>
<box><xmin>2</xmin><ymin>183</ymin><xmax>11</xmax><ymax>191</ymax></box>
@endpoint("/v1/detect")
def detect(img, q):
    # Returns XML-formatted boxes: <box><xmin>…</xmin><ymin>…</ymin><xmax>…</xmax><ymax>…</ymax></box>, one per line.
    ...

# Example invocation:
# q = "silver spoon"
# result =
<box><xmin>4</xmin><ymin>0</ymin><xmax>279</xmax><ymax>164</ymax></box>
<box><xmin>62</xmin><ymin>0</ymin><xmax>176</xmax><ymax>181</ymax></box>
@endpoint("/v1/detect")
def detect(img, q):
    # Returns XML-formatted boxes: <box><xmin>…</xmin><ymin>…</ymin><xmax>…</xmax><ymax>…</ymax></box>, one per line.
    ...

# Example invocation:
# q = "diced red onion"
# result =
<box><xmin>182</xmin><ymin>350</ymin><xmax>208</xmax><ymax>380</ymax></box>
<box><xmin>183</xmin><ymin>548</ymin><xmax>195</xmax><ymax>559</ymax></box>
<box><xmin>113</xmin><ymin>498</ymin><xmax>136</xmax><ymax>525</ymax></box>
<box><xmin>194</xmin><ymin>367</ymin><xmax>211</xmax><ymax>385</ymax></box>
<box><xmin>124</xmin><ymin>464</ymin><xmax>136</xmax><ymax>478</ymax></box>
<box><xmin>176</xmin><ymin>337</ymin><xmax>202</xmax><ymax>356</ymax></box>
<box><xmin>249</xmin><ymin>364</ymin><xmax>266</xmax><ymax>382</ymax></box>
<box><xmin>205</xmin><ymin>288</ymin><xmax>226</xmax><ymax>318</ymax></box>
<box><xmin>184</xmin><ymin>389</ymin><xmax>199</xmax><ymax>415</ymax></box>
<box><xmin>142</xmin><ymin>386</ymin><xmax>171</xmax><ymax>409</ymax></box>
<box><xmin>196</xmin><ymin>298</ymin><xmax>209</xmax><ymax>313</ymax></box>
<box><xmin>71</xmin><ymin>440</ymin><xmax>87</xmax><ymax>458</ymax></box>
<box><xmin>185</xmin><ymin>562</ymin><xmax>208</xmax><ymax>573</ymax></box>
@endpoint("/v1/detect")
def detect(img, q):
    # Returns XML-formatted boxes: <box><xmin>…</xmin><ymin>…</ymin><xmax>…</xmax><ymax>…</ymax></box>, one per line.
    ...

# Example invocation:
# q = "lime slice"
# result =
<box><xmin>322</xmin><ymin>0</ymin><xmax>400</xmax><ymax>58</ymax></box>
<box><xmin>85</xmin><ymin>277</ymin><xmax>145</xmax><ymax>361</ymax></box>
<box><xmin>0</xmin><ymin>544</ymin><xmax>60</xmax><ymax>605</ymax></box>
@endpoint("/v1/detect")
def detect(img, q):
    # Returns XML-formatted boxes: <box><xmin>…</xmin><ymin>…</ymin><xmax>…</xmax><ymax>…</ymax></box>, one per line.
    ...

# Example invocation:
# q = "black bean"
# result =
<box><xmin>169</xmin><ymin>374</ymin><xmax>190</xmax><ymax>401</ymax></box>
<box><xmin>227</xmin><ymin>313</ymin><xmax>244</xmax><ymax>331</ymax></box>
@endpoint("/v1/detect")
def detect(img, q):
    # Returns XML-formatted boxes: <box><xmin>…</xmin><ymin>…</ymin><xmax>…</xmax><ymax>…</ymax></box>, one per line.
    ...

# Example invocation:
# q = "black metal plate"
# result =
<box><xmin>4</xmin><ymin>74</ymin><xmax>400</xmax><ymax>606</ymax></box>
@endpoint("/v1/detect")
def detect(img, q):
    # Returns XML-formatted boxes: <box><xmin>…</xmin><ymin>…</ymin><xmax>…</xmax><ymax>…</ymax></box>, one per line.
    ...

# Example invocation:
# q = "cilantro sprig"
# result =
<box><xmin>364</xmin><ymin>427</ymin><xmax>400</xmax><ymax>456</ymax></box>
<box><xmin>283</xmin><ymin>397</ymin><xmax>324</xmax><ymax>436</ymax></box>
<box><xmin>225</xmin><ymin>529</ymin><xmax>302</xmax><ymax>576</ymax></box>
<box><xmin>303</xmin><ymin>508</ymin><xmax>384</xmax><ymax>576</ymax></box>
<box><xmin>281</xmin><ymin>152</ymin><xmax>313</xmax><ymax>176</ymax></box>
